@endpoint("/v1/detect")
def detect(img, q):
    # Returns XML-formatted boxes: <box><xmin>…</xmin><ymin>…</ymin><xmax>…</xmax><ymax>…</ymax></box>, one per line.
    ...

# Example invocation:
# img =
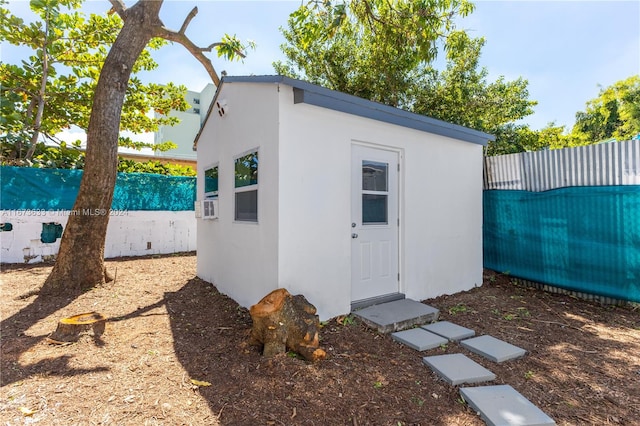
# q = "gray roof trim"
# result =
<box><xmin>222</xmin><ymin>75</ymin><xmax>494</xmax><ymax>146</ymax></box>
<box><xmin>193</xmin><ymin>75</ymin><xmax>494</xmax><ymax>150</ymax></box>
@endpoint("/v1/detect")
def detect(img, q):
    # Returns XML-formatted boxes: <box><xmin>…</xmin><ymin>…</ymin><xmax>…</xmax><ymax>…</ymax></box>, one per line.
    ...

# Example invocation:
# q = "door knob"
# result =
<box><xmin>352</xmin><ymin>233</ymin><xmax>358</xmax><ymax>239</ymax></box>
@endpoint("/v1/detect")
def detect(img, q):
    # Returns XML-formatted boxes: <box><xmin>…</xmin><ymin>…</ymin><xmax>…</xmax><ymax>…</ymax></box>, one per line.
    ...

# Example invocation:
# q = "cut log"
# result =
<box><xmin>249</xmin><ymin>289</ymin><xmax>326</xmax><ymax>362</ymax></box>
<box><xmin>47</xmin><ymin>312</ymin><xmax>106</xmax><ymax>344</ymax></box>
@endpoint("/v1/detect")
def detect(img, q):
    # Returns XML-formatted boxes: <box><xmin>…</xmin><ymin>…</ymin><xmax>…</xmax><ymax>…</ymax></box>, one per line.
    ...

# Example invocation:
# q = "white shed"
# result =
<box><xmin>195</xmin><ymin>75</ymin><xmax>494</xmax><ymax>321</ymax></box>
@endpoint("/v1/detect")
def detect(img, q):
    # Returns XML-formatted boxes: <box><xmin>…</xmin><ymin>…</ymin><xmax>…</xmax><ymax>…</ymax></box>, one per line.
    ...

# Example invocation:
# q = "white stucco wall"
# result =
<box><xmin>196</xmin><ymin>80</ymin><xmax>483</xmax><ymax>321</ymax></box>
<box><xmin>0</xmin><ymin>211</ymin><xmax>196</xmax><ymax>263</ymax></box>
<box><xmin>196</xmin><ymin>83</ymin><xmax>280</xmax><ymax>310</ymax></box>
<box><xmin>276</xmin><ymin>90</ymin><xmax>353</xmax><ymax>319</ymax></box>
<box><xmin>276</xmin><ymin>87</ymin><xmax>483</xmax><ymax>319</ymax></box>
<box><xmin>401</xmin><ymin>130</ymin><xmax>484</xmax><ymax>300</ymax></box>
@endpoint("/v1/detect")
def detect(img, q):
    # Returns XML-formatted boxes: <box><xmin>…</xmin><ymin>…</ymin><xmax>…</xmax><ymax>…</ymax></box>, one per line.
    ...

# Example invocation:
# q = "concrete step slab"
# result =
<box><xmin>460</xmin><ymin>385</ymin><xmax>556</xmax><ymax>426</ymax></box>
<box><xmin>353</xmin><ymin>299</ymin><xmax>439</xmax><ymax>333</ymax></box>
<box><xmin>421</xmin><ymin>321</ymin><xmax>475</xmax><ymax>342</ymax></box>
<box><xmin>422</xmin><ymin>353</ymin><xmax>496</xmax><ymax>385</ymax></box>
<box><xmin>461</xmin><ymin>335</ymin><xmax>526</xmax><ymax>363</ymax></box>
<box><xmin>391</xmin><ymin>328</ymin><xmax>448</xmax><ymax>351</ymax></box>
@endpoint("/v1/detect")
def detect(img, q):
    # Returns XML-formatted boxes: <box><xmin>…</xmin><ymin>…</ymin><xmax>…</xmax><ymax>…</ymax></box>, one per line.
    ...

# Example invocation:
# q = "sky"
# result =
<box><xmin>3</xmin><ymin>0</ymin><xmax>640</xmax><ymax>132</ymax></box>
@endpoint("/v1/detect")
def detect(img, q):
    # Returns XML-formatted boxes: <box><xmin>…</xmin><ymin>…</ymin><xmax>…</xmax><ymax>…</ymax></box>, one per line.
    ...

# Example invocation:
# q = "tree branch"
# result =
<box><xmin>179</xmin><ymin>6</ymin><xmax>198</xmax><ymax>35</ymax></box>
<box><xmin>153</xmin><ymin>6</ymin><xmax>250</xmax><ymax>86</ymax></box>
<box><xmin>156</xmin><ymin>27</ymin><xmax>220</xmax><ymax>86</ymax></box>
<box><xmin>107</xmin><ymin>0</ymin><xmax>126</xmax><ymax>19</ymax></box>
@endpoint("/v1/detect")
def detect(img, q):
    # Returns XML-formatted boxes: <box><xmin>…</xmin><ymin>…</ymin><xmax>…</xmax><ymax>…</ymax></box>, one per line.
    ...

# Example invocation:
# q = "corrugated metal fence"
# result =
<box><xmin>483</xmin><ymin>139</ymin><xmax>640</xmax><ymax>304</ymax></box>
<box><xmin>484</xmin><ymin>139</ymin><xmax>640</xmax><ymax>191</ymax></box>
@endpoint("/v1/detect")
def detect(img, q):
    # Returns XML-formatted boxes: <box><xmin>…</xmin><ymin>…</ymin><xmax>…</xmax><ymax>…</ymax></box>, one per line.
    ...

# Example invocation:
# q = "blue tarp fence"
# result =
<box><xmin>484</xmin><ymin>186</ymin><xmax>640</xmax><ymax>303</ymax></box>
<box><xmin>0</xmin><ymin>166</ymin><xmax>196</xmax><ymax>211</ymax></box>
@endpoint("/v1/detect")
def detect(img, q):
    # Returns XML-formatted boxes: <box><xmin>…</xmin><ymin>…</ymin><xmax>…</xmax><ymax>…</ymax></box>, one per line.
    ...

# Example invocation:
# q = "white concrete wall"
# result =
<box><xmin>276</xmin><ymin>86</ymin><xmax>483</xmax><ymax>320</ymax></box>
<box><xmin>276</xmin><ymin>90</ymin><xmax>353</xmax><ymax>320</ymax></box>
<box><xmin>401</xmin><ymin>130</ymin><xmax>484</xmax><ymax>300</ymax></box>
<box><xmin>196</xmin><ymin>82</ymin><xmax>280</xmax><ymax>310</ymax></box>
<box><xmin>0</xmin><ymin>211</ymin><xmax>196</xmax><ymax>263</ymax></box>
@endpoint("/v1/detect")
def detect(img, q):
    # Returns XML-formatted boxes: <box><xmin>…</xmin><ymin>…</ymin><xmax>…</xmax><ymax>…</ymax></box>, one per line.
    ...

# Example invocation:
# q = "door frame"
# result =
<box><xmin>350</xmin><ymin>140</ymin><xmax>404</xmax><ymax>302</ymax></box>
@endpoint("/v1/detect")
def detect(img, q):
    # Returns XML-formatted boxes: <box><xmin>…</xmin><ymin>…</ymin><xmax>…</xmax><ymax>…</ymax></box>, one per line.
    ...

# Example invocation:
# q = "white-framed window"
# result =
<box><xmin>204</xmin><ymin>163</ymin><xmax>219</xmax><ymax>198</ymax></box>
<box><xmin>234</xmin><ymin>149</ymin><xmax>258</xmax><ymax>222</ymax></box>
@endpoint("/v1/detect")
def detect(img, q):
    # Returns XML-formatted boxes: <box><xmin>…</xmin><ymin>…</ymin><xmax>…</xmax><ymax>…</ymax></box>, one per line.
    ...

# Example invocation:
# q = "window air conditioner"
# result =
<box><xmin>202</xmin><ymin>199</ymin><xmax>218</xmax><ymax>219</ymax></box>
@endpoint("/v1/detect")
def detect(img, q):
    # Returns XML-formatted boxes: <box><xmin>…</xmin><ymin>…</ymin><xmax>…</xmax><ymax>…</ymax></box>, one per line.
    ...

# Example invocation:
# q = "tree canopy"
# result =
<box><xmin>274</xmin><ymin>0</ymin><xmax>475</xmax><ymax>107</ymax></box>
<box><xmin>411</xmin><ymin>33</ymin><xmax>537</xmax><ymax>154</ymax></box>
<box><xmin>274</xmin><ymin>0</ymin><xmax>537</xmax><ymax>154</ymax></box>
<box><xmin>0</xmin><ymin>0</ymin><xmax>190</xmax><ymax>165</ymax></box>
<box><xmin>570</xmin><ymin>75</ymin><xmax>640</xmax><ymax>144</ymax></box>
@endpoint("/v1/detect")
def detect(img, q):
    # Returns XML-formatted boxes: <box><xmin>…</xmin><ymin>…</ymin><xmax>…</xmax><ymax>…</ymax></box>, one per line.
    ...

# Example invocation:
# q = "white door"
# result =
<box><xmin>351</xmin><ymin>144</ymin><xmax>399</xmax><ymax>302</ymax></box>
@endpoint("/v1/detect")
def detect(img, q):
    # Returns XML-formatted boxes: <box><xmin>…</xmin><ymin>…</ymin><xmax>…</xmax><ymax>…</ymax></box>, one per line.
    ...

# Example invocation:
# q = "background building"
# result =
<box><xmin>155</xmin><ymin>83</ymin><xmax>215</xmax><ymax>160</ymax></box>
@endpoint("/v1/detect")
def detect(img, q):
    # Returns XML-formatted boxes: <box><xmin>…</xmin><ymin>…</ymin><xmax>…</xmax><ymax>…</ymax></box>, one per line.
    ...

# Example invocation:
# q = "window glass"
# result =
<box><xmin>362</xmin><ymin>161</ymin><xmax>388</xmax><ymax>191</ymax></box>
<box><xmin>204</xmin><ymin>166</ymin><xmax>218</xmax><ymax>194</ymax></box>
<box><xmin>362</xmin><ymin>194</ymin><xmax>388</xmax><ymax>224</ymax></box>
<box><xmin>235</xmin><ymin>190</ymin><xmax>257</xmax><ymax>221</ymax></box>
<box><xmin>235</xmin><ymin>152</ymin><xmax>258</xmax><ymax>188</ymax></box>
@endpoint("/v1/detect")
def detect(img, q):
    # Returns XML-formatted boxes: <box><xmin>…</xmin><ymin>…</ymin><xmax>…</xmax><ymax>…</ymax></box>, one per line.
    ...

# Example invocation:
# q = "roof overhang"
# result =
<box><xmin>193</xmin><ymin>75</ymin><xmax>495</xmax><ymax>150</ymax></box>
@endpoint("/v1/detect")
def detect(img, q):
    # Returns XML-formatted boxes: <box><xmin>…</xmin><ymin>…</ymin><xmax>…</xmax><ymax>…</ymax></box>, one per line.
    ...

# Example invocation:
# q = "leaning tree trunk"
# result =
<box><xmin>40</xmin><ymin>1</ymin><xmax>164</xmax><ymax>295</ymax></box>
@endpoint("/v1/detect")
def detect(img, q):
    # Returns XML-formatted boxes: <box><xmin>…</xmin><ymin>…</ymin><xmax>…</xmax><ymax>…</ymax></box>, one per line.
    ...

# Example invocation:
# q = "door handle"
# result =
<box><xmin>352</xmin><ymin>233</ymin><xmax>358</xmax><ymax>239</ymax></box>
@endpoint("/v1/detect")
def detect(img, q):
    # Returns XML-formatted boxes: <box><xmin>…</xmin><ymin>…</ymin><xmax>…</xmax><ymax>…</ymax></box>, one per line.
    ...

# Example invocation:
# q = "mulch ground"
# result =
<box><xmin>1</xmin><ymin>253</ymin><xmax>639</xmax><ymax>425</ymax></box>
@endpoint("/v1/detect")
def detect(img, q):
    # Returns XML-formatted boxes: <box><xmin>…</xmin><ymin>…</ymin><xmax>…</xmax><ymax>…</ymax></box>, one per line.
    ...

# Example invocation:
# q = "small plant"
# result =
<box><xmin>503</xmin><ymin>313</ymin><xmax>516</xmax><ymax>321</ymax></box>
<box><xmin>439</xmin><ymin>343</ymin><xmax>448</xmax><ymax>351</ymax></box>
<box><xmin>337</xmin><ymin>315</ymin><xmax>356</xmax><ymax>326</ymax></box>
<box><xmin>373</xmin><ymin>381</ymin><xmax>383</xmax><ymax>389</ymax></box>
<box><xmin>491</xmin><ymin>308</ymin><xmax>501</xmax><ymax>315</ymax></box>
<box><xmin>448</xmin><ymin>304</ymin><xmax>468</xmax><ymax>315</ymax></box>
<box><xmin>287</xmin><ymin>351</ymin><xmax>302</xmax><ymax>359</ymax></box>
<box><xmin>524</xmin><ymin>370</ymin><xmax>535</xmax><ymax>380</ymax></box>
<box><xmin>516</xmin><ymin>307</ymin><xmax>531</xmax><ymax>317</ymax></box>
<box><xmin>410</xmin><ymin>396</ymin><xmax>425</xmax><ymax>406</ymax></box>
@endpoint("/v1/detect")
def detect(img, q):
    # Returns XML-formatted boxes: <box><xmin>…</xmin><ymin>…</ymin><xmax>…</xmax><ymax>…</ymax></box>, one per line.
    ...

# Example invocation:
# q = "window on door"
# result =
<box><xmin>362</xmin><ymin>160</ymin><xmax>388</xmax><ymax>224</ymax></box>
<box><xmin>234</xmin><ymin>150</ymin><xmax>258</xmax><ymax>222</ymax></box>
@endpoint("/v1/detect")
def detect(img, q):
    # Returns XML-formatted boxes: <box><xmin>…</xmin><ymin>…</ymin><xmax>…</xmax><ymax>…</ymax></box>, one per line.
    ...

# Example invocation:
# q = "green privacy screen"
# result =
<box><xmin>1</xmin><ymin>166</ymin><xmax>196</xmax><ymax>211</ymax></box>
<box><xmin>484</xmin><ymin>186</ymin><xmax>640</xmax><ymax>303</ymax></box>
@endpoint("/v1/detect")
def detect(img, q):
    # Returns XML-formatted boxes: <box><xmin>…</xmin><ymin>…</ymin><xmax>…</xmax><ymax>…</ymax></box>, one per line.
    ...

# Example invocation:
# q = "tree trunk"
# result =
<box><xmin>25</xmin><ymin>5</ymin><xmax>51</xmax><ymax>160</ymax></box>
<box><xmin>41</xmin><ymin>1</ymin><xmax>164</xmax><ymax>295</ymax></box>
<box><xmin>249</xmin><ymin>289</ymin><xmax>327</xmax><ymax>362</ymax></box>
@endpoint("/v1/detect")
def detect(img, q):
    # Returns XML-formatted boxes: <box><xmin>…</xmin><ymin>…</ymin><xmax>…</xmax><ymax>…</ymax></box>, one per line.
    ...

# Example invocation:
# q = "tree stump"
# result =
<box><xmin>249</xmin><ymin>289</ymin><xmax>326</xmax><ymax>362</ymax></box>
<box><xmin>47</xmin><ymin>312</ymin><xmax>106</xmax><ymax>344</ymax></box>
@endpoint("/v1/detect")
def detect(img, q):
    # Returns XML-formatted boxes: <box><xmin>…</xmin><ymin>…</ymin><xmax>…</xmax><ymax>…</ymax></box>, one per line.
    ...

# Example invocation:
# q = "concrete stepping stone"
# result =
<box><xmin>422</xmin><ymin>353</ymin><xmax>496</xmax><ymax>385</ymax></box>
<box><xmin>421</xmin><ymin>321</ymin><xmax>475</xmax><ymax>342</ymax></box>
<box><xmin>461</xmin><ymin>335</ymin><xmax>526</xmax><ymax>363</ymax></box>
<box><xmin>460</xmin><ymin>385</ymin><xmax>556</xmax><ymax>426</ymax></box>
<box><xmin>391</xmin><ymin>328</ymin><xmax>448</xmax><ymax>351</ymax></box>
<box><xmin>353</xmin><ymin>299</ymin><xmax>439</xmax><ymax>333</ymax></box>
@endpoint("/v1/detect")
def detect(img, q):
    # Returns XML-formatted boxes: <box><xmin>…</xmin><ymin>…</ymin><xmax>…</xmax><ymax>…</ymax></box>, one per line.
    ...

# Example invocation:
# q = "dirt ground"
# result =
<box><xmin>1</xmin><ymin>253</ymin><xmax>639</xmax><ymax>425</ymax></box>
